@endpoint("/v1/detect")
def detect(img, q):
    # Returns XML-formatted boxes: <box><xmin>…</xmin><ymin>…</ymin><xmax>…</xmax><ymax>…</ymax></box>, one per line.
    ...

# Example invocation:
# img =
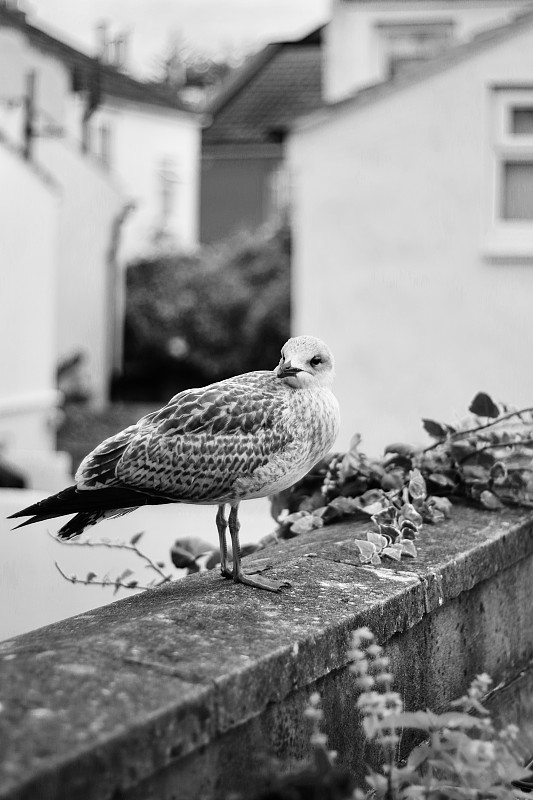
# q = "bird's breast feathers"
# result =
<box><xmin>76</xmin><ymin>371</ymin><xmax>340</xmax><ymax>504</ymax></box>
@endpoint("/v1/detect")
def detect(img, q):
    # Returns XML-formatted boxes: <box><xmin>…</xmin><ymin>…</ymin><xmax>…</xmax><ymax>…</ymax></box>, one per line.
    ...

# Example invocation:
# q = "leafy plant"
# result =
<box><xmin>51</xmin><ymin>530</ymin><xmax>174</xmax><ymax>593</ymax></box>
<box><xmin>248</xmin><ymin>627</ymin><xmax>528</xmax><ymax>800</ymax></box>
<box><xmin>348</xmin><ymin>627</ymin><xmax>528</xmax><ymax>800</ymax></box>
<box><xmin>268</xmin><ymin>393</ymin><xmax>533</xmax><ymax>568</ymax></box>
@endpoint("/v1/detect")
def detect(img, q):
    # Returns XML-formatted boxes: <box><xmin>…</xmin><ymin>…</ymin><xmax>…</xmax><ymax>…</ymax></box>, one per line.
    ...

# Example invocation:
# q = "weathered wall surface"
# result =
<box><xmin>1</xmin><ymin>506</ymin><xmax>533</xmax><ymax>799</ymax></box>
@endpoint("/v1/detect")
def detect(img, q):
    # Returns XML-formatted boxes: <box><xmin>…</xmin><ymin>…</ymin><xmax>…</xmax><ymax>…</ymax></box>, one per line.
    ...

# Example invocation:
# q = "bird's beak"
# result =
<box><xmin>276</xmin><ymin>361</ymin><xmax>301</xmax><ymax>379</ymax></box>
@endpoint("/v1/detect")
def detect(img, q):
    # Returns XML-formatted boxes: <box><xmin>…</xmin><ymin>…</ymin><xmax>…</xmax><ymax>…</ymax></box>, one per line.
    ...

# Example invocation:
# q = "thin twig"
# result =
<box><xmin>47</xmin><ymin>530</ymin><xmax>172</xmax><ymax>582</ymax></box>
<box><xmin>458</xmin><ymin>437</ymin><xmax>533</xmax><ymax>465</ymax></box>
<box><xmin>423</xmin><ymin>406</ymin><xmax>533</xmax><ymax>453</ymax></box>
<box><xmin>53</xmin><ymin>560</ymin><xmax>163</xmax><ymax>592</ymax></box>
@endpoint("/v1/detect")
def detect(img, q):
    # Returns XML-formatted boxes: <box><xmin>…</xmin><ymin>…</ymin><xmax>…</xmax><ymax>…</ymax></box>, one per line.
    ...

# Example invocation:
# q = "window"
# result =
<box><xmin>501</xmin><ymin>162</ymin><xmax>533</xmax><ymax>220</ymax></box>
<box><xmin>376</xmin><ymin>20</ymin><xmax>455</xmax><ymax>79</ymax></box>
<box><xmin>484</xmin><ymin>88</ymin><xmax>533</xmax><ymax>259</ymax></box>
<box><xmin>511</xmin><ymin>108</ymin><xmax>533</xmax><ymax>136</ymax></box>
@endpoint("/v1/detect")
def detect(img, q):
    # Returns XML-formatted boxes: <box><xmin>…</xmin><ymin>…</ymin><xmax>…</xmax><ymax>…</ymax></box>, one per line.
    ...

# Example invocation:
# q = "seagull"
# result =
<box><xmin>9</xmin><ymin>336</ymin><xmax>340</xmax><ymax>592</ymax></box>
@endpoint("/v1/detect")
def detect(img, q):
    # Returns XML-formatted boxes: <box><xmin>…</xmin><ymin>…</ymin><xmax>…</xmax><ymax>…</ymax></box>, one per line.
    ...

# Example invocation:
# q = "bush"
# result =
<box><xmin>120</xmin><ymin>223</ymin><xmax>290</xmax><ymax>398</ymax></box>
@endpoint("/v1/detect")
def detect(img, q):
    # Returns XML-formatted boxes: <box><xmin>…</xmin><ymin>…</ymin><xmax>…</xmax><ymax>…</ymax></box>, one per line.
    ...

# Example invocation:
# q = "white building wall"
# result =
<box><xmin>0</xmin><ymin>23</ymin><xmax>69</xmax><ymax>141</ymax></box>
<box><xmin>0</xmin><ymin>142</ymin><xmax>60</xmax><ymax>453</ymax></box>
<box><xmin>325</xmin><ymin>0</ymin><xmax>533</xmax><ymax>101</ymax></box>
<box><xmin>87</xmin><ymin>100</ymin><xmax>200</xmax><ymax>262</ymax></box>
<box><xmin>290</xmin><ymin>22</ymin><xmax>533</xmax><ymax>455</ymax></box>
<box><xmin>36</xmin><ymin>138</ymin><xmax>125</xmax><ymax>406</ymax></box>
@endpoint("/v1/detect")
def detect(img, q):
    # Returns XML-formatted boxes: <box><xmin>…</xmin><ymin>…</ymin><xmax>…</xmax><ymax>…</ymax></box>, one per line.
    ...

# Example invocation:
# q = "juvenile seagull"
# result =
<box><xmin>10</xmin><ymin>336</ymin><xmax>340</xmax><ymax>592</ymax></box>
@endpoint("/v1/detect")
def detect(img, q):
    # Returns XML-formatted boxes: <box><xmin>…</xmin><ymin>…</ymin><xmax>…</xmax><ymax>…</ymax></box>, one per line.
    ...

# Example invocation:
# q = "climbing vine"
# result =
<box><xmin>268</xmin><ymin>393</ymin><xmax>533</xmax><ymax>565</ymax></box>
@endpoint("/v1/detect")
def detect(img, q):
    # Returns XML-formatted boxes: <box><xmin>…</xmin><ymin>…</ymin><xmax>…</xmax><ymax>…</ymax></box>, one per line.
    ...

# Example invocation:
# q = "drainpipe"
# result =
<box><xmin>22</xmin><ymin>69</ymin><xmax>35</xmax><ymax>160</ymax></box>
<box><xmin>106</xmin><ymin>202</ymin><xmax>136</xmax><ymax>385</ymax></box>
<box><xmin>81</xmin><ymin>61</ymin><xmax>101</xmax><ymax>154</ymax></box>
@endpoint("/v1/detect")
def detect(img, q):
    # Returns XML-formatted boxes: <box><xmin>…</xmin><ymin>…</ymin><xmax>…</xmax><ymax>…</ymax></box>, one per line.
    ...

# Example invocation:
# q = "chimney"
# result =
<box><xmin>96</xmin><ymin>20</ymin><xmax>108</xmax><ymax>62</ymax></box>
<box><xmin>2</xmin><ymin>0</ymin><xmax>27</xmax><ymax>21</ymax></box>
<box><xmin>118</xmin><ymin>31</ymin><xmax>129</xmax><ymax>70</ymax></box>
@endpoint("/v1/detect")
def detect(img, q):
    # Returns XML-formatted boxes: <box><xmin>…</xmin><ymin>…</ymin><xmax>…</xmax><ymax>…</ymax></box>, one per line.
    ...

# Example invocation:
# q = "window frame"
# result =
<box><xmin>484</xmin><ymin>86</ymin><xmax>533</xmax><ymax>260</ymax></box>
<box><xmin>375</xmin><ymin>19</ymin><xmax>455</xmax><ymax>79</ymax></box>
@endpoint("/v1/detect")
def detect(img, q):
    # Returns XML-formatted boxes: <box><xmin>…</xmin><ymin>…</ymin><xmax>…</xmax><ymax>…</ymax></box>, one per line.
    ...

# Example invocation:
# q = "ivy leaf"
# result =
<box><xmin>449</xmin><ymin>440</ymin><xmax>477</xmax><ymax>460</ymax></box>
<box><xmin>400</xmin><ymin>503</ymin><xmax>423</xmax><ymax>526</ymax></box>
<box><xmin>380</xmin><ymin>471</ymin><xmax>405</xmax><ymax>491</ymax></box>
<box><xmin>462</xmin><ymin>464</ymin><xmax>490</xmax><ymax>482</ymax></box>
<box><xmin>490</xmin><ymin>461</ymin><xmax>507</xmax><ymax>482</ymax></box>
<box><xmin>382</xmin><ymin>546</ymin><xmax>402</xmax><ymax>561</ymax></box>
<box><xmin>480</xmin><ymin>490</ymin><xmax>503</xmax><ymax>510</ymax></box>
<box><xmin>363</xmin><ymin>500</ymin><xmax>387</xmax><ymax>516</ymax></box>
<box><xmin>370</xmin><ymin>552</ymin><xmax>382</xmax><ymax>566</ymax></box>
<box><xmin>118</xmin><ymin>568</ymin><xmax>134</xmax><ymax>582</ymax></box>
<box><xmin>130</xmin><ymin>532</ymin><xmax>144</xmax><ymax>546</ymax></box>
<box><xmin>170</xmin><ymin>545</ymin><xmax>197</xmax><ymax>568</ymax></box>
<box><xmin>313</xmin><ymin>505</ymin><xmax>342</xmax><ymax>524</ymax></box>
<box><xmin>378</xmin><ymin>524</ymin><xmax>402</xmax><ymax>542</ymax></box>
<box><xmin>422</xmin><ymin>419</ymin><xmax>453</xmax><ymax>439</ymax></box>
<box><xmin>408</xmin><ymin>469</ymin><xmax>427</xmax><ymax>500</ymax></box>
<box><xmin>469</xmin><ymin>392</ymin><xmax>500</xmax><ymax>418</ymax></box>
<box><xmin>328</xmin><ymin>496</ymin><xmax>362</xmax><ymax>515</ymax></box>
<box><xmin>85</xmin><ymin>572</ymin><xmax>97</xmax><ymax>583</ymax></box>
<box><xmin>428</xmin><ymin>473</ymin><xmax>455</xmax><ymax>490</ymax></box>
<box><xmin>399</xmin><ymin>540</ymin><xmax>417</xmax><ymax>558</ymax></box>
<box><xmin>429</xmin><ymin>496</ymin><xmax>453</xmax><ymax>519</ymax></box>
<box><xmin>284</xmin><ymin>511</ymin><xmax>307</xmax><ymax>524</ymax></box>
<box><xmin>354</xmin><ymin>540</ymin><xmax>377</xmax><ymax>563</ymax></box>
<box><xmin>291</xmin><ymin>515</ymin><xmax>323</xmax><ymax>534</ymax></box>
<box><xmin>384</xmin><ymin>442</ymin><xmax>416</xmax><ymax>456</ymax></box>
<box><xmin>367</xmin><ymin>531</ymin><xmax>388</xmax><ymax>549</ymax></box>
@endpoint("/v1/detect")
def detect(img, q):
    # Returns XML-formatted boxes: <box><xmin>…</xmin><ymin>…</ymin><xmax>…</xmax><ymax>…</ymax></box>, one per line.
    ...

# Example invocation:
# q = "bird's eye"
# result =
<box><xmin>310</xmin><ymin>356</ymin><xmax>322</xmax><ymax>367</ymax></box>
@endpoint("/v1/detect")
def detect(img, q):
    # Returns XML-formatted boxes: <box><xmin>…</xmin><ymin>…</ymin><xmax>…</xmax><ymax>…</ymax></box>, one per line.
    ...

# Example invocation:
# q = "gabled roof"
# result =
<box><xmin>296</xmin><ymin>6</ymin><xmax>533</xmax><ymax>132</ymax></box>
<box><xmin>203</xmin><ymin>27</ymin><xmax>324</xmax><ymax>145</ymax></box>
<box><xmin>0</xmin><ymin>4</ymin><xmax>192</xmax><ymax>113</ymax></box>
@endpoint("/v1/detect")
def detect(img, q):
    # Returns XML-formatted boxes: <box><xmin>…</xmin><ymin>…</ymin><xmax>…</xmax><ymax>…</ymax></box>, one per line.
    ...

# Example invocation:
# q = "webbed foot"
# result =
<box><xmin>236</xmin><ymin>572</ymin><xmax>291</xmax><ymax>593</ymax></box>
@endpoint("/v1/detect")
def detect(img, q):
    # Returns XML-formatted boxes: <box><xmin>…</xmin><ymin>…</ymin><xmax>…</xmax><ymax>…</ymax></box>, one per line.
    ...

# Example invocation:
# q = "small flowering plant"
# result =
<box><xmin>349</xmin><ymin>627</ymin><xmax>529</xmax><ymax>800</ymax></box>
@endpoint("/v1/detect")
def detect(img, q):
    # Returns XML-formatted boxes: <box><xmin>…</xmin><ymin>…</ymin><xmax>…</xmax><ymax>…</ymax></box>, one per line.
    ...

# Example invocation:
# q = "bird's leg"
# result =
<box><xmin>228</xmin><ymin>503</ymin><xmax>288</xmax><ymax>593</ymax></box>
<box><xmin>216</xmin><ymin>504</ymin><xmax>232</xmax><ymax>579</ymax></box>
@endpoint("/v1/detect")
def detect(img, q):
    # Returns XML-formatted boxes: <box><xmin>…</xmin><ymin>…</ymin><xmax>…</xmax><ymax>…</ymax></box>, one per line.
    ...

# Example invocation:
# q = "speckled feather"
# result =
<box><xmin>77</xmin><ymin>370</ymin><xmax>339</xmax><ymax>505</ymax></box>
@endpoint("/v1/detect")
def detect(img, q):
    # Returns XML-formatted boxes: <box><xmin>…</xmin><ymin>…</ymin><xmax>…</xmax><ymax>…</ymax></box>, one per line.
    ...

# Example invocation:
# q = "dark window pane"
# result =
<box><xmin>502</xmin><ymin>162</ymin><xmax>533</xmax><ymax>220</ymax></box>
<box><xmin>511</xmin><ymin>107</ymin><xmax>533</xmax><ymax>135</ymax></box>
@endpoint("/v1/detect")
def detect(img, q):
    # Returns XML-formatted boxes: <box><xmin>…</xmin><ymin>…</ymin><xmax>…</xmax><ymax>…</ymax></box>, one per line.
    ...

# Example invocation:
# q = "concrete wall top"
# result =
<box><xmin>1</xmin><ymin>506</ymin><xmax>533</xmax><ymax>799</ymax></box>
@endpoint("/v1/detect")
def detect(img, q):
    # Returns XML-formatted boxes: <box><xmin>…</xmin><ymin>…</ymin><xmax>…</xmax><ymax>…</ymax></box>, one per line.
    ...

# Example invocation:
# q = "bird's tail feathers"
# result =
<box><xmin>56</xmin><ymin>508</ymin><xmax>136</xmax><ymax>540</ymax></box>
<box><xmin>8</xmin><ymin>484</ymin><xmax>171</xmax><ymax>537</ymax></box>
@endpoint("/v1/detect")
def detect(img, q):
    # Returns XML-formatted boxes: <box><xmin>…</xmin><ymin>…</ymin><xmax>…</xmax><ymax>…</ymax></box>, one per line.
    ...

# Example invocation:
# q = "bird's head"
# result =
<box><xmin>275</xmin><ymin>336</ymin><xmax>335</xmax><ymax>389</ymax></box>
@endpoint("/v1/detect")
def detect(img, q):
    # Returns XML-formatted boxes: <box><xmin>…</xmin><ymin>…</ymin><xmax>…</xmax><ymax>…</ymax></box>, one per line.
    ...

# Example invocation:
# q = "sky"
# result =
<box><xmin>27</xmin><ymin>0</ymin><xmax>330</xmax><ymax>78</ymax></box>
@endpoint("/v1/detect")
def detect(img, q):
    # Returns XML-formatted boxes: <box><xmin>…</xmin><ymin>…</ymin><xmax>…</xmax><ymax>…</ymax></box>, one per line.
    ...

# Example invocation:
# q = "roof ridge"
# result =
<box><xmin>205</xmin><ymin>25</ymin><xmax>324</xmax><ymax>119</ymax></box>
<box><xmin>0</xmin><ymin>4</ymin><xmax>193</xmax><ymax>112</ymax></box>
<box><xmin>205</xmin><ymin>44</ymin><xmax>282</xmax><ymax>118</ymax></box>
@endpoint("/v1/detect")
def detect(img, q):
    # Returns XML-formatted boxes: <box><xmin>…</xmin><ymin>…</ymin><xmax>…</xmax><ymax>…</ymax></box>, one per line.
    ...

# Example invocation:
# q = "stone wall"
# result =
<box><xmin>1</xmin><ymin>506</ymin><xmax>533</xmax><ymax>799</ymax></box>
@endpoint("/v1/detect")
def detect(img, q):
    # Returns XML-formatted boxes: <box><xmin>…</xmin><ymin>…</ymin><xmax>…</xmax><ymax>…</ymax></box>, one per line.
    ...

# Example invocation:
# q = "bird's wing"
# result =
<box><xmin>76</xmin><ymin>372</ymin><xmax>294</xmax><ymax>502</ymax></box>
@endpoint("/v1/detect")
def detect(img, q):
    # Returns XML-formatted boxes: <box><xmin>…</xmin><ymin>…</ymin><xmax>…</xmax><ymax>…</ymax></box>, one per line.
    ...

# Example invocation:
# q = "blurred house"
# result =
<box><xmin>324</xmin><ymin>0</ymin><xmax>533</xmax><ymax>101</ymax></box>
<box><xmin>0</xmin><ymin>2</ymin><xmax>200</xmax><ymax>488</ymax></box>
<box><xmin>289</xmin><ymin>0</ymin><xmax>533</xmax><ymax>454</ymax></box>
<box><xmin>200</xmin><ymin>27</ymin><xmax>323</xmax><ymax>244</ymax></box>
